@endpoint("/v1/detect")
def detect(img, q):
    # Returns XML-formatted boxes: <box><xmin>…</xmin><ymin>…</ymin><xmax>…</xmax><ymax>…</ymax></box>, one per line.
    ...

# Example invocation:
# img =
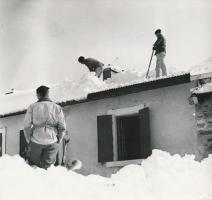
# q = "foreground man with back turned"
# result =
<box><xmin>153</xmin><ymin>29</ymin><xmax>167</xmax><ymax>77</ymax></box>
<box><xmin>24</xmin><ymin>85</ymin><xmax>66</xmax><ymax>169</ymax></box>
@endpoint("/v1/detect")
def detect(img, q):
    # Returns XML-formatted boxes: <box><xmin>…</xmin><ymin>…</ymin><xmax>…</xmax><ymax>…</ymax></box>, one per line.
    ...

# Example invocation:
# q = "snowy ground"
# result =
<box><xmin>0</xmin><ymin>150</ymin><xmax>211</xmax><ymax>200</ymax></box>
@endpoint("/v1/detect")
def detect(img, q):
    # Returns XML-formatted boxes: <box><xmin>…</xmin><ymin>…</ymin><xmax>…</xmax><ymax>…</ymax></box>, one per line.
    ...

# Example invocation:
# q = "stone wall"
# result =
<box><xmin>195</xmin><ymin>93</ymin><xmax>212</xmax><ymax>160</ymax></box>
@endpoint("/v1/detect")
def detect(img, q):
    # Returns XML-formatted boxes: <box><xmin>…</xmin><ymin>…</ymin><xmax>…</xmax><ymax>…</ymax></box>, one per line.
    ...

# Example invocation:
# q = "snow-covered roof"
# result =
<box><xmin>190</xmin><ymin>57</ymin><xmax>212</xmax><ymax>94</ymax></box>
<box><xmin>0</xmin><ymin>72</ymin><xmax>190</xmax><ymax>118</ymax></box>
<box><xmin>0</xmin><ymin>58</ymin><xmax>211</xmax><ymax>118</ymax></box>
<box><xmin>192</xmin><ymin>82</ymin><xmax>212</xmax><ymax>95</ymax></box>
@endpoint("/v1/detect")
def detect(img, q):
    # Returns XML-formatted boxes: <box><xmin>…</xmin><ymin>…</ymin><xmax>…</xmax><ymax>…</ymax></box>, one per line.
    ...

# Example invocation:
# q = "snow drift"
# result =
<box><xmin>0</xmin><ymin>150</ymin><xmax>211</xmax><ymax>200</ymax></box>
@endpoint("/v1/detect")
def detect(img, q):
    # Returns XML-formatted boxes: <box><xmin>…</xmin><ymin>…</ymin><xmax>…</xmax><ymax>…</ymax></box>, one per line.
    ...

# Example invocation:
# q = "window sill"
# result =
<box><xmin>104</xmin><ymin>159</ymin><xmax>143</xmax><ymax>168</ymax></box>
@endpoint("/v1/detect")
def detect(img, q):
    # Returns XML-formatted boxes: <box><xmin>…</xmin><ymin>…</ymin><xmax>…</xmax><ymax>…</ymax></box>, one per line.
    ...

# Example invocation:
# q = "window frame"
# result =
<box><xmin>106</xmin><ymin>104</ymin><xmax>146</xmax><ymax>166</ymax></box>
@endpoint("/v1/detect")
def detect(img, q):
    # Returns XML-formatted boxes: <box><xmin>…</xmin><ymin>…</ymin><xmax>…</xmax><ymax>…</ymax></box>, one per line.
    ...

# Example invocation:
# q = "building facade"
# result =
<box><xmin>0</xmin><ymin>73</ymin><xmax>211</xmax><ymax>176</ymax></box>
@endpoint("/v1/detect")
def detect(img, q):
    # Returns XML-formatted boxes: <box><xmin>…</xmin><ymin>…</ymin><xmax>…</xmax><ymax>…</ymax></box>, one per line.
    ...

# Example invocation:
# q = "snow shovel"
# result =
<box><xmin>146</xmin><ymin>50</ymin><xmax>154</xmax><ymax>78</ymax></box>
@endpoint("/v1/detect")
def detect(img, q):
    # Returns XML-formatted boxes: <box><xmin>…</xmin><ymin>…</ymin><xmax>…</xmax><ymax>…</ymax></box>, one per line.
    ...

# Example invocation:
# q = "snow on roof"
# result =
<box><xmin>192</xmin><ymin>82</ymin><xmax>212</xmax><ymax>95</ymax></box>
<box><xmin>0</xmin><ymin>70</ymin><xmax>189</xmax><ymax>117</ymax></box>
<box><xmin>190</xmin><ymin>57</ymin><xmax>212</xmax><ymax>94</ymax></box>
<box><xmin>0</xmin><ymin>58</ymin><xmax>211</xmax><ymax>117</ymax></box>
<box><xmin>190</xmin><ymin>57</ymin><xmax>212</xmax><ymax>76</ymax></box>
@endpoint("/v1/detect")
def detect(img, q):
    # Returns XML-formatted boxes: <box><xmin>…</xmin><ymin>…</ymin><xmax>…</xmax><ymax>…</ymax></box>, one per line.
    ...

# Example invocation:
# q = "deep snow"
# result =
<box><xmin>0</xmin><ymin>150</ymin><xmax>211</xmax><ymax>200</ymax></box>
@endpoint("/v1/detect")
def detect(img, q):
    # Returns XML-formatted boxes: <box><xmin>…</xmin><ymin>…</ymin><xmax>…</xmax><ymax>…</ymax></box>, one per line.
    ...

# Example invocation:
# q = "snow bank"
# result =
<box><xmin>0</xmin><ymin>150</ymin><xmax>211</xmax><ymax>200</ymax></box>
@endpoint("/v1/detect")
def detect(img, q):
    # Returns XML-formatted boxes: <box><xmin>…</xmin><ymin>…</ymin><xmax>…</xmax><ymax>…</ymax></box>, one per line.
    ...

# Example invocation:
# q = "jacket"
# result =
<box><xmin>24</xmin><ymin>98</ymin><xmax>66</xmax><ymax>145</ymax></box>
<box><xmin>84</xmin><ymin>58</ymin><xmax>104</xmax><ymax>72</ymax></box>
<box><xmin>153</xmin><ymin>34</ymin><xmax>166</xmax><ymax>55</ymax></box>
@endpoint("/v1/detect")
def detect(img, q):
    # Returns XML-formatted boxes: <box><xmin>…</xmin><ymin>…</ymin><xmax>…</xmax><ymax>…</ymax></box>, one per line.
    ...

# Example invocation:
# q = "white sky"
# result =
<box><xmin>0</xmin><ymin>0</ymin><xmax>211</xmax><ymax>93</ymax></box>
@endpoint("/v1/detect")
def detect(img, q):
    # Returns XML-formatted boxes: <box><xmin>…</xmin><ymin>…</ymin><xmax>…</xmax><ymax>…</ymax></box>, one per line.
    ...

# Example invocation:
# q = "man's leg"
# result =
<box><xmin>160</xmin><ymin>52</ymin><xmax>167</xmax><ymax>76</ymax></box>
<box><xmin>40</xmin><ymin>143</ymin><xmax>59</xmax><ymax>169</ymax></box>
<box><xmin>95</xmin><ymin>67</ymin><xmax>103</xmax><ymax>78</ymax></box>
<box><xmin>27</xmin><ymin>142</ymin><xmax>44</xmax><ymax>167</ymax></box>
<box><xmin>155</xmin><ymin>54</ymin><xmax>160</xmax><ymax>78</ymax></box>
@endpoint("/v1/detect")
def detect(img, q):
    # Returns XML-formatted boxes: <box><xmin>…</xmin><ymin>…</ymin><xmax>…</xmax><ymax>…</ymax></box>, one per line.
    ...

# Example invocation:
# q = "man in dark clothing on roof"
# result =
<box><xmin>153</xmin><ymin>29</ymin><xmax>167</xmax><ymax>77</ymax></box>
<box><xmin>78</xmin><ymin>56</ymin><xmax>104</xmax><ymax>78</ymax></box>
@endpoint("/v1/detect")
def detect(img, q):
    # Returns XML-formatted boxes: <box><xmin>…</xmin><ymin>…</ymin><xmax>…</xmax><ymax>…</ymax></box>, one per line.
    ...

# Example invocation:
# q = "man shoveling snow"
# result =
<box><xmin>78</xmin><ymin>56</ymin><xmax>104</xmax><ymax>78</ymax></box>
<box><xmin>153</xmin><ymin>29</ymin><xmax>167</xmax><ymax>77</ymax></box>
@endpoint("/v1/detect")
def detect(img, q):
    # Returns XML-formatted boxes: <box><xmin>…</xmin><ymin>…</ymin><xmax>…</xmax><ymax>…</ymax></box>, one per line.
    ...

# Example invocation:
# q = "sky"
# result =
<box><xmin>0</xmin><ymin>0</ymin><xmax>211</xmax><ymax>93</ymax></box>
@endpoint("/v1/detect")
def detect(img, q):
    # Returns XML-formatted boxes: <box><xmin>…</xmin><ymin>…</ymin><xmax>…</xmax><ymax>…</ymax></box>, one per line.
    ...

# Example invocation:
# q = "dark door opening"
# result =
<box><xmin>116</xmin><ymin>114</ymin><xmax>141</xmax><ymax>161</ymax></box>
<box><xmin>19</xmin><ymin>130</ymin><xmax>28</xmax><ymax>159</ymax></box>
<box><xmin>0</xmin><ymin>133</ymin><xmax>2</xmax><ymax>157</ymax></box>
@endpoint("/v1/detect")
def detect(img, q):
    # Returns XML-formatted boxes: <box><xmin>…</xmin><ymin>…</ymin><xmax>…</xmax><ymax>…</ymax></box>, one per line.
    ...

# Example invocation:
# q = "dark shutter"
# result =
<box><xmin>19</xmin><ymin>130</ymin><xmax>28</xmax><ymax>159</ymax></box>
<box><xmin>0</xmin><ymin>133</ymin><xmax>2</xmax><ymax>157</ymax></box>
<box><xmin>97</xmin><ymin>115</ymin><xmax>113</xmax><ymax>162</ymax></box>
<box><xmin>139</xmin><ymin>107</ymin><xmax>152</xmax><ymax>158</ymax></box>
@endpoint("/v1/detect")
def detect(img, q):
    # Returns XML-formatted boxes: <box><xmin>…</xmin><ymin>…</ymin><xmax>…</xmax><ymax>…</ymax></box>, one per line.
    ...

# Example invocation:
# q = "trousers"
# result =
<box><xmin>27</xmin><ymin>141</ymin><xmax>59</xmax><ymax>169</ymax></box>
<box><xmin>155</xmin><ymin>52</ymin><xmax>167</xmax><ymax>77</ymax></box>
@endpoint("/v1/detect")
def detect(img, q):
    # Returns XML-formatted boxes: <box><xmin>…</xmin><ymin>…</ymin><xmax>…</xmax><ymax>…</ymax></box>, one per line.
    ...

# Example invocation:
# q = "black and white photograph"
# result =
<box><xmin>0</xmin><ymin>0</ymin><xmax>211</xmax><ymax>199</ymax></box>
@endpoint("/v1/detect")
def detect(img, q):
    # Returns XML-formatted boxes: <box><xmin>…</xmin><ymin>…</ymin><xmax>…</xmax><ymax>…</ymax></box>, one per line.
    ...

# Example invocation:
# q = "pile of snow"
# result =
<box><xmin>192</xmin><ymin>82</ymin><xmax>212</xmax><ymax>94</ymax></box>
<box><xmin>0</xmin><ymin>150</ymin><xmax>211</xmax><ymax>200</ymax></box>
<box><xmin>190</xmin><ymin>57</ymin><xmax>212</xmax><ymax>75</ymax></box>
<box><xmin>50</xmin><ymin>73</ymin><xmax>107</xmax><ymax>102</ymax></box>
<box><xmin>104</xmin><ymin>69</ymin><xmax>186</xmax><ymax>89</ymax></box>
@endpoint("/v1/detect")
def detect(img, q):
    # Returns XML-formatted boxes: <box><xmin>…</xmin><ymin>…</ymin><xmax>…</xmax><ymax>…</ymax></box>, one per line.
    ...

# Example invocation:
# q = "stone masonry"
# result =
<box><xmin>195</xmin><ymin>93</ymin><xmax>212</xmax><ymax>160</ymax></box>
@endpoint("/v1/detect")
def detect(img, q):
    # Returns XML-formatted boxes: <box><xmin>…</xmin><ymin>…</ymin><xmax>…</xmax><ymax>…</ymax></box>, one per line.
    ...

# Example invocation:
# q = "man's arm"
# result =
<box><xmin>57</xmin><ymin>107</ymin><xmax>66</xmax><ymax>143</ymax></box>
<box><xmin>23</xmin><ymin>105</ymin><xmax>33</xmax><ymax>143</ymax></box>
<box><xmin>153</xmin><ymin>35</ymin><xmax>163</xmax><ymax>49</ymax></box>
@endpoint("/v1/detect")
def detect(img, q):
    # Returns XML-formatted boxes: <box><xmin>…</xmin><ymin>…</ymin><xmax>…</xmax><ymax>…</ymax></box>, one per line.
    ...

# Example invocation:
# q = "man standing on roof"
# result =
<box><xmin>153</xmin><ymin>29</ymin><xmax>167</xmax><ymax>77</ymax></box>
<box><xmin>78</xmin><ymin>56</ymin><xmax>104</xmax><ymax>78</ymax></box>
<box><xmin>24</xmin><ymin>85</ymin><xmax>66</xmax><ymax>169</ymax></box>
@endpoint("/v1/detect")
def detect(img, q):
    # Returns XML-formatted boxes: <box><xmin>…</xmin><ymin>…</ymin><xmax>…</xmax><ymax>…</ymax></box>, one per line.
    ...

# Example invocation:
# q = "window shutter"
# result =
<box><xmin>19</xmin><ymin>130</ymin><xmax>28</xmax><ymax>159</ymax></box>
<box><xmin>139</xmin><ymin>107</ymin><xmax>152</xmax><ymax>158</ymax></box>
<box><xmin>97</xmin><ymin>115</ymin><xmax>113</xmax><ymax>162</ymax></box>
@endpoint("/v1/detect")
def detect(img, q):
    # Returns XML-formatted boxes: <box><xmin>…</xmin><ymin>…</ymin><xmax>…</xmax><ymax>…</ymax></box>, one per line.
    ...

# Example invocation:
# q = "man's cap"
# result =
<box><xmin>155</xmin><ymin>29</ymin><xmax>161</xmax><ymax>34</ymax></box>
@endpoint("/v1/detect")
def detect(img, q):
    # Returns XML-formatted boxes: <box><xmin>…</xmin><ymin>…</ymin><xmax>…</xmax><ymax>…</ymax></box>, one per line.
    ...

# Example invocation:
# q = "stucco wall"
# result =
<box><xmin>0</xmin><ymin>82</ymin><xmax>197</xmax><ymax>176</ymax></box>
<box><xmin>63</xmin><ymin>82</ymin><xmax>197</xmax><ymax>176</ymax></box>
<box><xmin>0</xmin><ymin>114</ymin><xmax>25</xmax><ymax>155</ymax></box>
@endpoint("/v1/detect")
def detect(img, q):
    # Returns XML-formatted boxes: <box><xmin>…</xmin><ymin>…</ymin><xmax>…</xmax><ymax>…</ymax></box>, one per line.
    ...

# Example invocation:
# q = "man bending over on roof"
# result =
<box><xmin>78</xmin><ymin>56</ymin><xmax>104</xmax><ymax>78</ymax></box>
<box><xmin>153</xmin><ymin>29</ymin><xmax>167</xmax><ymax>78</ymax></box>
<box><xmin>24</xmin><ymin>85</ymin><xmax>66</xmax><ymax>169</ymax></box>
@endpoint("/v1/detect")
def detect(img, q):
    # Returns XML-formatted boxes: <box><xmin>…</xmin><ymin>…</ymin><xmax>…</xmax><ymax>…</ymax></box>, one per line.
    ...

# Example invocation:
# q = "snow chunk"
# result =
<box><xmin>0</xmin><ymin>150</ymin><xmax>211</xmax><ymax>200</ymax></box>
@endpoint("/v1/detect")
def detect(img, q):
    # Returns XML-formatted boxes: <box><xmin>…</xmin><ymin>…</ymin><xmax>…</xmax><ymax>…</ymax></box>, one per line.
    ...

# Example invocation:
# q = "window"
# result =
<box><xmin>97</xmin><ymin>106</ymin><xmax>151</xmax><ymax>165</ymax></box>
<box><xmin>0</xmin><ymin>127</ymin><xmax>6</xmax><ymax>156</ymax></box>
